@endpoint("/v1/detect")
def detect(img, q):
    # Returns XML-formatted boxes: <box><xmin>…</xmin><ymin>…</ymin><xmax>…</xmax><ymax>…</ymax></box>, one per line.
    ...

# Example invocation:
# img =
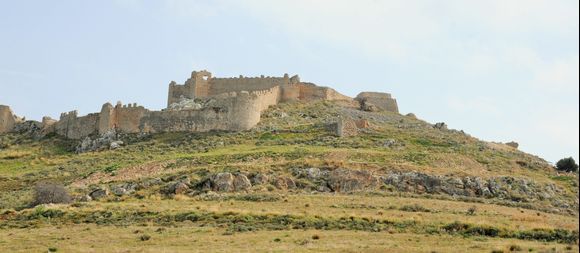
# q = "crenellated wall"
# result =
<box><xmin>55</xmin><ymin>111</ymin><xmax>100</xmax><ymax>139</ymax></box>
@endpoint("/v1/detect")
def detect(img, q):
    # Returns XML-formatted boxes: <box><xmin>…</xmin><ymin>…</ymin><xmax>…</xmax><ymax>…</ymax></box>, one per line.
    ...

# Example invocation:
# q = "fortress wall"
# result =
<box><xmin>297</xmin><ymin>83</ymin><xmax>352</xmax><ymax>101</ymax></box>
<box><xmin>0</xmin><ymin>105</ymin><xmax>18</xmax><ymax>133</ymax></box>
<box><xmin>208</xmin><ymin>77</ymin><xmax>287</xmax><ymax>96</ymax></box>
<box><xmin>141</xmin><ymin>109</ymin><xmax>229</xmax><ymax>133</ymax></box>
<box><xmin>167</xmin><ymin>83</ymin><xmax>190</xmax><ymax>106</ymax></box>
<box><xmin>55</xmin><ymin>111</ymin><xmax>99</xmax><ymax>139</ymax></box>
<box><xmin>98</xmin><ymin>103</ymin><xmax>114</xmax><ymax>134</ymax></box>
<box><xmin>114</xmin><ymin>104</ymin><xmax>149</xmax><ymax>133</ymax></box>
<box><xmin>250</xmin><ymin>86</ymin><xmax>281</xmax><ymax>112</ymax></box>
<box><xmin>355</xmin><ymin>92</ymin><xmax>399</xmax><ymax>113</ymax></box>
<box><xmin>280</xmin><ymin>84</ymin><xmax>300</xmax><ymax>101</ymax></box>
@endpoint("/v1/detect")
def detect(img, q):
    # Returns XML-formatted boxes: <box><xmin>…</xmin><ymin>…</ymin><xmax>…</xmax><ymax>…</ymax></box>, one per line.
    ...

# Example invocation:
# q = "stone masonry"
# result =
<box><xmin>0</xmin><ymin>69</ymin><xmax>400</xmax><ymax>139</ymax></box>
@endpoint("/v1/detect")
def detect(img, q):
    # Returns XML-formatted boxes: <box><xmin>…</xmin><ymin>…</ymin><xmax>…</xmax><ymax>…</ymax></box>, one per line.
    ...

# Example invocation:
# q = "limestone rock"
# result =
<box><xmin>233</xmin><ymin>174</ymin><xmax>252</xmax><ymax>191</ymax></box>
<box><xmin>273</xmin><ymin>177</ymin><xmax>296</xmax><ymax>190</ymax></box>
<box><xmin>505</xmin><ymin>141</ymin><xmax>519</xmax><ymax>149</ymax></box>
<box><xmin>89</xmin><ymin>188</ymin><xmax>109</xmax><ymax>200</ymax></box>
<box><xmin>170</xmin><ymin>182</ymin><xmax>190</xmax><ymax>195</ymax></box>
<box><xmin>110</xmin><ymin>141</ymin><xmax>124</xmax><ymax>150</ymax></box>
<box><xmin>212</xmin><ymin>173</ymin><xmax>235</xmax><ymax>192</ymax></box>
<box><xmin>406</xmin><ymin>113</ymin><xmax>417</xmax><ymax>119</ymax></box>
<box><xmin>110</xmin><ymin>183</ymin><xmax>137</xmax><ymax>196</ymax></box>
<box><xmin>327</xmin><ymin>169</ymin><xmax>379</xmax><ymax>192</ymax></box>
<box><xmin>79</xmin><ymin>195</ymin><xmax>92</xmax><ymax>202</ymax></box>
<box><xmin>433</xmin><ymin>122</ymin><xmax>448</xmax><ymax>130</ymax></box>
<box><xmin>76</xmin><ymin>130</ymin><xmax>121</xmax><ymax>153</ymax></box>
<box><xmin>249</xmin><ymin>173</ymin><xmax>269</xmax><ymax>185</ymax></box>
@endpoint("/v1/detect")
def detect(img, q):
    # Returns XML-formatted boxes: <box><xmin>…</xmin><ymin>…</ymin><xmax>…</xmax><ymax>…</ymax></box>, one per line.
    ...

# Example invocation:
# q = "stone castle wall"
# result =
<box><xmin>0</xmin><ymin>105</ymin><xmax>20</xmax><ymax>134</ymax></box>
<box><xmin>2</xmin><ymin>69</ymin><xmax>399</xmax><ymax>140</ymax></box>
<box><xmin>55</xmin><ymin>111</ymin><xmax>100</xmax><ymax>139</ymax></box>
<box><xmin>355</xmin><ymin>92</ymin><xmax>399</xmax><ymax>113</ymax></box>
<box><xmin>47</xmin><ymin>85</ymin><xmax>281</xmax><ymax>139</ymax></box>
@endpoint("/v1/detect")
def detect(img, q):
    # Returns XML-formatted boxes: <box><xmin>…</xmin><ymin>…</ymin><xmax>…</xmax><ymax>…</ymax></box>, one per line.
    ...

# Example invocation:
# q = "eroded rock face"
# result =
<box><xmin>76</xmin><ymin>130</ymin><xmax>122</xmax><ymax>153</ymax></box>
<box><xmin>327</xmin><ymin>169</ymin><xmax>380</xmax><ymax>192</ymax></box>
<box><xmin>381</xmin><ymin>171</ymin><xmax>564</xmax><ymax>203</ymax></box>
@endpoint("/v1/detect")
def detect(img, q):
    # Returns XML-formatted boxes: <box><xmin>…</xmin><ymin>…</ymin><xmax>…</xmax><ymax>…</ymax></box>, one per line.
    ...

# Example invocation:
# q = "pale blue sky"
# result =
<box><xmin>0</xmin><ymin>0</ymin><xmax>578</xmax><ymax>163</ymax></box>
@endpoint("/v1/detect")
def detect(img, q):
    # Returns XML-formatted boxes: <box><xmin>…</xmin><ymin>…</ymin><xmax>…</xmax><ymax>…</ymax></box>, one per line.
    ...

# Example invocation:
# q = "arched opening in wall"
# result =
<box><xmin>202</xmin><ymin>75</ymin><xmax>209</xmax><ymax>81</ymax></box>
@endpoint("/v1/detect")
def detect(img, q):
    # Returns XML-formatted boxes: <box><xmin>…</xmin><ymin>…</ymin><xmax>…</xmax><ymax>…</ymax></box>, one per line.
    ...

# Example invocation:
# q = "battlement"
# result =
<box><xmin>60</xmin><ymin>110</ymin><xmax>78</xmax><ymax>119</ymax></box>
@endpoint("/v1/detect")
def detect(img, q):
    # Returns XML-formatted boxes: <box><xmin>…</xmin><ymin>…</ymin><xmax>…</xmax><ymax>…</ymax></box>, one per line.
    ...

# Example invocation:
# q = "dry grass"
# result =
<box><xmin>66</xmin><ymin>194</ymin><xmax>578</xmax><ymax>231</ymax></box>
<box><xmin>0</xmin><ymin>224</ymin><xmax>576</xmax><ymax>253</ymax></box>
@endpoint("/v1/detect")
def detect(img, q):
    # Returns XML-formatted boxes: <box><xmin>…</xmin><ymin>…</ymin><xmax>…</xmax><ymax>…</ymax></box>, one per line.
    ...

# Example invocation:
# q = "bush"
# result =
<box><xmin>556</xmin><ymin>157</ymin><xmax>579</xmax><ymax>172</ymax></box>
<box><xmin>31</xmin><ymin>183</ymin><xmax>71</xmax><ymax>206</ymax></box>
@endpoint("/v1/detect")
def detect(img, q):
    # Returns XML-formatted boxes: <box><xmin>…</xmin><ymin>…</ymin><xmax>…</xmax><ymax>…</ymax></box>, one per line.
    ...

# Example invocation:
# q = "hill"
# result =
<box><xmin>0</xmin><ymin>100</ymin><xmax>578</xmax><ymax>252</ymax></box>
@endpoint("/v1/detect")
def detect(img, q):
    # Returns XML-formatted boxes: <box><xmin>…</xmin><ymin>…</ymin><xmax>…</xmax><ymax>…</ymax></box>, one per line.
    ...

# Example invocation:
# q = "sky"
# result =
<box><xmin>0</xmin><ymin>0</ymin><xmax>578</xmax><ymax>163</ymax></box>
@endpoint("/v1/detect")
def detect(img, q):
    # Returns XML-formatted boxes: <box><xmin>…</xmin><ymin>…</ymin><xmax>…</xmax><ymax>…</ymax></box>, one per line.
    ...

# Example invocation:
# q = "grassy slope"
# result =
<box><xmin>0</xmin><ymin>100</ymin><xmax>578</xmax><ymax>252</ymax></box>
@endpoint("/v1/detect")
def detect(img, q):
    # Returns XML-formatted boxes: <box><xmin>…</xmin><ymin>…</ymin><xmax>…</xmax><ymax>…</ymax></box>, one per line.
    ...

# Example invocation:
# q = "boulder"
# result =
<box><xmin>89</xmin><ymin>188</ymin><xmax>109</xmax><ymax>200</ymax></box>
<box><xmin>110</xmin><ymin>141</ymin><xmax>124</xmax><ymax>150</ymax></box>
<box><xmin>273</xmin><ymin>177</ymin><xmax>296</xmax><ymax>190</ymax></box>
<box><xmin>505</xmin><ymin>141</ymin><xmax>519</xmax><ymax>149</ymax></box>
<box><xmin>406</xmin><ymin>113</ymin><xmax>417</xmax><ymax>119</ymax></box>
<box><xmin>233</xmin><ymin>174</ymin><xmax>252</xmax><ymax>191</ymax></box>
<box><xmin>110</xmin><ymin>183</ymin><xmax>137</xmax><ymax>196</ymax></box>
<box><xmin>249</xmin><ymin>173</ymin><xmax>269</xmax><ymax>185</ymax></box>
<box><xmin>433</xmin><ymin>122</ymin><xmax>448</xmax><ymax>130</ymax></box>
<box><xmin>212</xmin><ymin>173</ymin><xmax>234</xmax><ymax>192</ymax></box>
<box><xmin>170</xmin><ymin>182</ymin><xmax>189</xmax><ymax>195</ymax></box>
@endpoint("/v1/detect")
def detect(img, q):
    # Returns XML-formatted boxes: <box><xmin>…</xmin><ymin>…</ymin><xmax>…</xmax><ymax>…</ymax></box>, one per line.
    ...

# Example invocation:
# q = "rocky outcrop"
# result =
<box><xmin>76</xmin><ymin>130</ymin><xmax>123</xmax><ymax>153</ymax></box>
<box><xmin>327</xmin><ymin>169</ymin><xmax>380</xmax><ymax>192</ymax></box>
<box><xmin>433</xmin><ymin>122</ymin><xmax>448</xmax><ymax>130</ymax></box>
<box><xmin>505</xmin><ymin>141</ymin><xmax>519</xmax><ymax>149</ymax></box>
<box><xmin>203</xmin><ymin>173</ymin><xmax>252</xmax><ymax>192</ymax></box>
<box><xmin>381</xmin><ymin>171</ymin><xmax>565</xmax><ymax>203</ymax></box>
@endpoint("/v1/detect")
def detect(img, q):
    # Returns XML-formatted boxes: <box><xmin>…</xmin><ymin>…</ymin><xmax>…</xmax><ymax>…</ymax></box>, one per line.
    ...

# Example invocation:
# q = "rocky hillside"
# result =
<box><xmin>0</xmin><ymin>100</ymin><xmax>578</xmax><ymax>252</ymax></box>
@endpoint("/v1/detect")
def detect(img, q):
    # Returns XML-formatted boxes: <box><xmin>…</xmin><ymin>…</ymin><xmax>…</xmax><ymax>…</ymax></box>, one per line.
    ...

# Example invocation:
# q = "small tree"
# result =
<box><xmin>31</xmin><ymin>182</ymin><xmax>71</xmax><ymax>206</ymax></box>
<box><xmin>556</xmin><ymin>157</ymin><xmax>579</xmax><ymax>173</ymax></box>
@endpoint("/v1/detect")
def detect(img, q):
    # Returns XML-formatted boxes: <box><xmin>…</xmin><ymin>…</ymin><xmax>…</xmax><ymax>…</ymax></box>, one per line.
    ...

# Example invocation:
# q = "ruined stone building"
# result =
<box><xmin>0</xmin><ymin>69</ymin><xmax>399</xmax><ymax>139</ymax></box>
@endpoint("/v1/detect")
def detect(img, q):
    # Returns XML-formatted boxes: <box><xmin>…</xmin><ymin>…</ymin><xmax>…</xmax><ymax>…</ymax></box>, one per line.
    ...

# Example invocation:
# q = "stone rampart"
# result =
<box><xmin>0</xmin><ymin>105</ymin><xmax>21</xmax><ymax>134</ymax></box>
<box><xmin>355</xmin><ymin>92</ymin><xmax>399</xmax><ymax>113</ymax></box>
<box><xmin>55</xmin><ymin>111</ymin><xmax>100</xmax><ymax>139</ymax></box>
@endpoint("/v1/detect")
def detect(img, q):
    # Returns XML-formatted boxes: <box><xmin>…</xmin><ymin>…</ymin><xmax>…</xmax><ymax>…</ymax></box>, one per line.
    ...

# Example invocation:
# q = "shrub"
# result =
<box><xmin>139</xmin><ymin>234</ymin><xmax>151</xmax><ymax>241</ymax></box>
<box><xmin>399</xmin><ymin>204</ymin><xmax>431</xmax><ymax>212</ymax></box>
<box><xmin>556</xmin><ymin>157</ymin><xmax>579</xmax><ymax>172</ymax></box>
<box><xmin>31</xmin><ymin>183</ymin><xmax>71</xmax><ymax>206</ymax></box>
<box><xmin>467</xmin><ymin>206</ymin><xmax>477</xmax><ymax>215</ymax></box>
<box><xmin>509</xmin><ymin>244</ymin><xmax>523</xmax><ymax>251</ymax></box>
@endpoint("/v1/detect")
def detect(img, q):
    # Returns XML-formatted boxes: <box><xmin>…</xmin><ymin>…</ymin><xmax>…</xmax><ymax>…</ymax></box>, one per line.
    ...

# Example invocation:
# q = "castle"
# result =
<box><xmin>0</xmin><ymin>70</ymin><xmax>399</xmax><ymax>139</ymax></box>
